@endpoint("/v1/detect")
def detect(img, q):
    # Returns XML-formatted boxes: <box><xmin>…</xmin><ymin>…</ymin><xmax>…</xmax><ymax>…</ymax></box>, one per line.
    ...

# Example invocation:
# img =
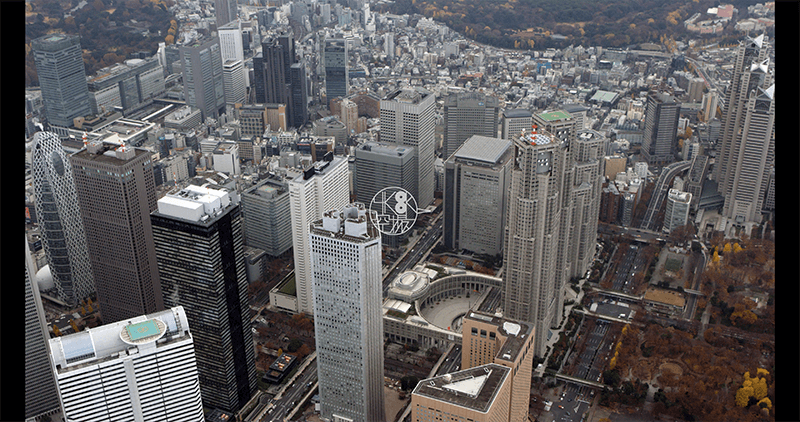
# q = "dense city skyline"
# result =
<box><xmin>19</xmin><ymin>1</ymin><xmax>783</xmax><ymax>422</ymax></box>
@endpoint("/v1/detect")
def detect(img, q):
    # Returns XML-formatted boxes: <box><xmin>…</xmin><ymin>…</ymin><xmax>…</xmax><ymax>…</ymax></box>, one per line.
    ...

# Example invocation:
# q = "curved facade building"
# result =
<box><xmin>32</xmin><ymin>131</ymin><xmax>94</xmax><ymax>305</ymax></box>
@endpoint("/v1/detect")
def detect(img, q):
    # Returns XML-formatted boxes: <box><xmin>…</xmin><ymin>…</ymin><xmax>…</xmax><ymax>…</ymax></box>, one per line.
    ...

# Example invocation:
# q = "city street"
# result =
<box><xmin>263</xmin><ymin>360</ymin><xmax>318</xmax><ymax>421</ymax></box>
<box><xmin>640</xmin><ymin>160</ymin><xmax>691</xmax><ymax>231</ymax></box>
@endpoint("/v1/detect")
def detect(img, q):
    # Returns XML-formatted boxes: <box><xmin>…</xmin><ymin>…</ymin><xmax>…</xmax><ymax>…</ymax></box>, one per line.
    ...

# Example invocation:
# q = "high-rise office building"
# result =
<box><xmin>380</xmin><ymin>88</ymin><xmax>436</xmax><ymax>207</ymax></box>
<box><xmin>444</xmin><ymin>135</ymin><xmax>513</xmax><ymax>256</ymax></box>
<box><xmin>254</xmin><ymin>30</ymin><xmax>305</xmax><ymax>127</ymax></box>
<box><xmin>411</xmin><ymin>364</ymin><xmax>512</xmax><ymax>422</ymax></box>
<box><xmin>663</xmin><ymin>189</ymin><xmax>692</xmax><ymax>233</ymax></box>
<box><xmin>311</xmin><ymin>204</ymin><xmax>385</xmax><ymax>422</ymax></box>
<box><xmin>215</xmin><ymin>0</ymin><xmax>238</xmax><ymax>28</ymax></box>
<box><xmin>277</xmin><ymin>29</ymin><xmax>296</xmax><ymax>84</ymax></box>
<box><xmin>32</xmin><ymin>131</ymin><xmax>94</xmax><ymax>306</ymax></box>
<box><xmin>151</xmin><ymin>184</ymin><xmax>257</xmax><ymax>413</ymax></box>
<box><xmin>70</xmin><ymin>139</ymin><xmax>163</xmax><ymax>324</ymax></box>
<box><xmin>461</xmin><ymin>312</ymin><xmax>534</xmax><ymax>422</ymax></box>
<box><xmin>254</xmin><ymin>37</ymin><xmax>288</xmax><ymax>105</ymax></box>
<box><xmin>289</xmin><ymin>154</ymin><xmax>350</xmax><ymax>315</ymax></box>
<box><xmin>442</xmin><ymin>92</ymin><xmax>500</xmax><ymax>160</ymax></box>
<box><xmin>289</xmin><ymin>62</ymin><xmax>309</xmax><ymax>128</ymax></box>
<box><xmin>48</xmin><ymin>306</ymin><xmax>204</xmax><ymax>422</ymax></box>
<box><xmin>324</xmin><ymin>38</ymin><xmax>349</xmax><ymax>104</ymax></box>
<box><xmin>502</xmin><ymin>130</ymin><xmax>567</xmax><ymax>357</ymax></box>
<box><xmin>340</xmin><ymin>98</ymin><xmax>359</xmax><ymax>134</ymax></box>
<box><xmin>354</xmin><ymin>141</ymin><xmax>416</xmax><ymax>206</ymax></box>
<box><xmin>241</xmin><ymin>176</ymin><xmax>293</xmax><ymax>257</ymax></box>
<box><xmin>181</xmin><ymin>37</ymin><xmax>226</xmax><ymax>120</ymax></box>
<box><xmin>533</xmin><ymin>110</ymin><xmax>577</xmax><ymax>300</ymax></box>
<box><xmin>223</xmin><ymin>59</ymin><xmax>247</xmax><ymax>107</ymax></box>
<box><xmin>702</xmin><ymin>89</ymin><xmax>719</xmax><ymax>122</ymax></box>
<box><xmin>641</xmin><ymin>92</ymin><xmax>680</xmax><ymax>167</ymax></box>
<box><xmin>218</xmin><ymin>20</ymin><xmax>244</xmax><ymax>63</ymax></box>
<box><xmin>565</xmin><ymin>130</ymin><xmax>606</xmax><ymax>280</ymax></box>
<box><xmin>32</xmin><ymin>33</ymin><xmax>92</xmax><ymax>128</ymax></box>
<box><xmin>501</xmin><ymin>109</ymin><xmax>532</xmax><ymax>140</ymax></box>
<box><xmin>25</xmin><ymin>239</ymin><xmax>61</xmax><ymax>420</ymax></box>
<box><xmin>87</xmin><ymin>58</ymin><xmax>166</xmax><ymax>116</ymax></box>
<box><xmin>353</xmin><ymin>141</ymin><xmax>415</xmax><ymax>248</ymax></box>
<box><xmin>562</xmin><ymin>104</ymin><xmax>590</xmax><ymax>131</ymax></box>
<box><xmin>384</xmin><ymin>33</ymin><xmax>395</xmax><ymax>60</ymax></box>
<box><xmin>533</xmin><ymin>113</ymin><xmax>605</xmax><ymax>288</ymax></box>
<box><xmin>714</xmin><ymin>34</ymin><xmax>774</xmax><ymax>225</ymax></box>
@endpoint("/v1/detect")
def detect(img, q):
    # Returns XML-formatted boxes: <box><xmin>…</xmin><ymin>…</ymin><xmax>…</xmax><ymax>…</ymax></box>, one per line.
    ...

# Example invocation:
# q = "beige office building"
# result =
<box><xmin>604</xmin><ymin>156</ymin><xmax>627</xmax><ymax>180</ymax></box>
<box><xmin>502</xmin><ymin>129</ymin><xmax>566</xmax><ymax>358</ymax></box>
<box><xmin>411</xmin><ymin>364</ymin><xmax>512</xmax><ymax>422</ymax></box>
<box><xmin>461</xmin><ymin>312</ymin><xmax>534</xmax><ymax>422</ymax></box>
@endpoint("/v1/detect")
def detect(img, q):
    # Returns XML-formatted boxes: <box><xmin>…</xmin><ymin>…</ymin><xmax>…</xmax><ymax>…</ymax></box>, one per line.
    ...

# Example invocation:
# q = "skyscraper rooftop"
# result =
<box><xmin>453</xmin><ymin>135</ymin><xmax>512</xmax><ymax>164</ymax></box>
<box><xmin>412</xmin><ymin>364</ymin><xmax>511</xmax><ymax>413</ymax></box>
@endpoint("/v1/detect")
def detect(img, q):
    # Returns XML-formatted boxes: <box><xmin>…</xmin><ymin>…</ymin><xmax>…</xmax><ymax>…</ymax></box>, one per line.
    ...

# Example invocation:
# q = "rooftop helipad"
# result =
<box><xmin>121</xmin><ymin>319</ymin><xmax>166</xmax><ymax>344</ymax></box>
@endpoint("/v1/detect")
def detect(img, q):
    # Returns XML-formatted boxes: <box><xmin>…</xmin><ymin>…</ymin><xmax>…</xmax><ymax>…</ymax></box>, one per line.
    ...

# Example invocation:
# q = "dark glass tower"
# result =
<box><xmin>324</xmin><ymin>39</ymin><xmax>348</xmax><ymax>105</ymax></box>
<box><xmin>253</xmin><ymin>37</ymin><xmax>287</xmax><ymax>105</ymax></box>
<box><xmin>289</xmin><ymin>62</ymin><xmax>309</xmax><ymax>128</ymax></box>
<box><xmin>151</xmin><ymin>185</ymin><xmax>257</xmax><ymax>413</ymax></box>
<box><xmin>32</xmin><ymin>33</ymin><xmax>92</xmax><ymax>128</ymax></box>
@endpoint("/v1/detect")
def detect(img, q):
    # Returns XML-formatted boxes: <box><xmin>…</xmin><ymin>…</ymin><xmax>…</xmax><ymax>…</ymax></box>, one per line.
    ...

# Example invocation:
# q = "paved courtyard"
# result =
<box><xmin>420</xmin><ymin>294</ymin><xmax>482</xmax><ymax>332</ymax></box>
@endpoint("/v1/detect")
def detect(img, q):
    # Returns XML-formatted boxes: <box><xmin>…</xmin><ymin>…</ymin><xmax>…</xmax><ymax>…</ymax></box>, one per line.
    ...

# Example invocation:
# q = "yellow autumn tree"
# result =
<box><xmin>753</xmin><ymin>376</ymin><xmax>767</xmax><ymax>400</ymax></box>
<box><xmin>757</xmin><ymin>397</ymin><xmax>772</xmax><ymax>409</ymax></box>
<box><xmin>757</xmin><ymin>368</ymin><xmax>770</xmax><ymax>377</ymax></box>
<box><xmin>53</xmin><ymin>325</ymin><xmax>62</xmax><ymax>336</ymax></box>
<box><xmin>731</xmin><ymin>306</ymin><xmax>757</xmax><ymax>326</ymax></box>
<box><xmin>733</xmin><ymin>242</ymin><xmax>743</xmax><ymax>253</ymax></box>
<box><xmin>723</xmin><ymin>243</ymin><xmax>732</xmax><ymax>254</ymax></box>
<box><xmin>736</xmin><ymin>383</ymin><xmax>754</xmax><ymax>407</ymax></box>
<box><xmin>165</xmin><ymin>34</ymin><xmax>175</xmax><ymax>45</ymax></box>
<box><xmin>712</xmin><ymin>250</ymin><xmax>720</xmax><ymax>264</ymax></box>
